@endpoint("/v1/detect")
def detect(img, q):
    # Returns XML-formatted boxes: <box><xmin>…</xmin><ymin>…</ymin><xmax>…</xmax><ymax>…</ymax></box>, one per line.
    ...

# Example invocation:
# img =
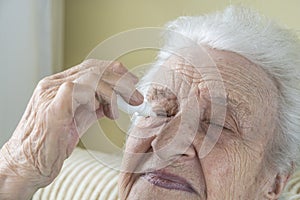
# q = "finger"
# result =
<box><xmin>70</xmin><ymin>72</ymin><xmax>117</xmax><ymax>119</ymax></box>
<box><xmin>72</xmin><ymin>83</ymin><xmax>99</xmax><ymax>113</ymax></box>
<box><xmin>96</xmin><ymin>81</ymin><xmax>119</xmax><ymax>119</ymax></box>
<box><xmin>101</xmin><ymin>72</ymin><xmax>144</xmax><ymax>105</ymax></box>
<box><xmin>63</xmin><ymin>62</ymin><xmax>139</xmax><ymax>86</ymax></box>
<box><xmin>50</xmin><ymin>82</ymin><xmax>75</xmax><ymax>122</ymax></box>
<box><xmin>72</xmin><ymin>72</ymin><xmax>100</xmax><ymax>91</ymax></box>
<box><xmin>102</xmin><ymin>92</ymin><xmax>118</xmax><ymax>120</ymax></box>
<box><xmin>51</xmin><ymin>81</ymin><xmax>103</xmax><ymax>139</ymax></box>
<box><xmin>48</xmin><ymin>59</ymin><xmax>112</xmax><ymax>80</ymax></box>
<box><xmin>108</xmin><ymin>61</ymin><xmax>139</xmax><ymax>83</ymax></box>
<box><xmin>72</xmin><ymin>70</ymin><xmax>143</xmax><ymax>106</ymax></box>
<box><xmin>96</xmin><ymin>107</ymin><xmax>105</xmax><ymax>119</ymax></box>
<box><xmin>74</xmin><ymin>105</ymin><xmax>99</xmax><ymax>137</ymax></box>
<box><xmin>51</xmin><ymin>82</ymin><xmax>98</xmax><ymax>121</ymax></box>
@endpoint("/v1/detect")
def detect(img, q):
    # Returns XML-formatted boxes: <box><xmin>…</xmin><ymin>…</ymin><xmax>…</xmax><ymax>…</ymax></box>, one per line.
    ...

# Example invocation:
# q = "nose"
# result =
<box><xmin>150</xmin><ymin>113</ymin><xmax>200</xmax><ymax>162</ymax></box>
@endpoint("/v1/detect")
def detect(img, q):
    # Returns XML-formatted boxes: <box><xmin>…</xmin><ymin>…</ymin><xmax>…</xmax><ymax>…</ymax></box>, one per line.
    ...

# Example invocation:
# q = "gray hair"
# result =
<box><xmin>140</xmin><ymin>6</ymin><xmax>300</xmax><ymax>174</ymax></box>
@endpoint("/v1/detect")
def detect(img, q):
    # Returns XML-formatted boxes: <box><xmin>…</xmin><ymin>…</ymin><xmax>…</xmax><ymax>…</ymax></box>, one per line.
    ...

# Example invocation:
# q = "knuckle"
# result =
<box><xmin>111</xmin><ymin>61</ymin><xmax>123</xmax><ymax>68</ymax></box>
<box><xmin>55</xmin><ymin>82</ymin><xmax>74</xmax><ymax>99</ymax></box>
<box><xmin>60</xmin><ymin>81</ymin><xmax>74</xmax><ymax>91</ymax></box>
<box><xmin>37</xmin><ymin>79</ymin><xmax>50</xmax><ymax>91</ymax></box>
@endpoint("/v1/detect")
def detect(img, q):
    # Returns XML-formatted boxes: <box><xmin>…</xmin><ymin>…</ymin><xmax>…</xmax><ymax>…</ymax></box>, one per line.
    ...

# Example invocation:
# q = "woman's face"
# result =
<box><xmin>119</xmin><ymin>49</ymin><xmax>280</xmax><ymax>199</ymax></box>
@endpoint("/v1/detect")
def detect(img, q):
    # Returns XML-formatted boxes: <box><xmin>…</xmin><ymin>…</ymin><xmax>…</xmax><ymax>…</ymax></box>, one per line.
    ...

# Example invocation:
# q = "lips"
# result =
<box><xmin>141</xmin><ymin>170</ymin><xmax>197</xmax><ymax>194</ymax></box>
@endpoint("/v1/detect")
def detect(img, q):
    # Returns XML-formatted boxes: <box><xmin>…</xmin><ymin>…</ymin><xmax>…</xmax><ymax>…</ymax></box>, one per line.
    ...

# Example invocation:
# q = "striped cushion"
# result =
<box><xmin>33</xmin><ymin>148</ymin><xmax>300</xmax><ymax>200</ymax></box>
<box><xmin>281</xmin><ymin>169</ymin><xmax>300</xmax><ymax>200</ymax></box>
<box><xmin>32</xmin><ymin>148</ymin><xmax>121</xmax><ymax>200</ymax></box>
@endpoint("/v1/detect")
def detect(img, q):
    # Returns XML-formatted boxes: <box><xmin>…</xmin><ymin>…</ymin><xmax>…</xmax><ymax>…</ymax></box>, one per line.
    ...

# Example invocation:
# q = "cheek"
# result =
<box><xmin>200</xmin><ymin>148</ymin><xmax>237</xmax><ymax>199</ymax></box>
<box><xmin>200</xmin><ymin>142</ymin><xmax>265</xmax><ymax>197</ymax></box>
<box><xmin>201</xmin><ymin>148</ymin><xmax>236</xmax><ymax>183</ymax></box>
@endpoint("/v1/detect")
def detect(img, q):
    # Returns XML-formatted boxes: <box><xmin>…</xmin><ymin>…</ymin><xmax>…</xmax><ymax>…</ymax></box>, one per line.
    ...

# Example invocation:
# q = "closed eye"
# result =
<box><xmin>210</xmin><ymin>122</ymin><xmax>231</xmax><ymax>130</ymax></box>
<box><xmin>133</xmin><ymin>115</ymin><xmax>170</xmax><ymax>129</ymax></box>
<box><xmin>203</xmin><ymin>120</ymin><xmax>233</xmax><ymax>132</ymax></box>
<box><xmin>152</xmin><ymin>106</ymin><xmax>178</xmax><ymax>118</ymax></box>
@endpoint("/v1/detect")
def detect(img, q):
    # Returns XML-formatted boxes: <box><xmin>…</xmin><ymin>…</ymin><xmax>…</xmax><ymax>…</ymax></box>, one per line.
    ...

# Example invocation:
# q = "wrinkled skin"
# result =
<box><xmin>119</xmin><ymin>48</ymin><xmax>290</xmax><ymax>200</ymax></box>
<box><xmin>0</xmin><ymin>60</ymin><xmax>143</xmax><ymax>199</ymax></box>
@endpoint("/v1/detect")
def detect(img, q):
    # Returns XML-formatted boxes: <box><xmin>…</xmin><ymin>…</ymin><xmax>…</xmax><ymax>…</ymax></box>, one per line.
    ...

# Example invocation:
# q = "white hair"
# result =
<box><xmin>140</xmin><ymin>6</ymin><xmax>300</xmax><ymax>174</ymax></box>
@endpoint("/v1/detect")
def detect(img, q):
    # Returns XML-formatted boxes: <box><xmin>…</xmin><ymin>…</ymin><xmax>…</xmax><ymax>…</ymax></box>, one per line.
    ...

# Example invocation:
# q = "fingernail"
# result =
<box><xmin>130</xmin><ymin>91</ymin><xmax>144</xmax><ymax>105</ymax></box>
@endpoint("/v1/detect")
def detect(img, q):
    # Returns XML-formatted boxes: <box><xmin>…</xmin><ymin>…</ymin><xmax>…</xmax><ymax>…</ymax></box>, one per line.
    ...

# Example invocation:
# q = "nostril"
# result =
<box><xmin>181</xmin><ymin>146</ymin><xmax>196</xmax><ymax>158</ymax></box>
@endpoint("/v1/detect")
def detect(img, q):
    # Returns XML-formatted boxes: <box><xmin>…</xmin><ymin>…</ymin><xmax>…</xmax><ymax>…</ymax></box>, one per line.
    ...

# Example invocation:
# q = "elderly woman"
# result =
<box><xmin>1</xmin><ymin>6</ymin><xmax>300</xmax><ymax>200</ymax></box>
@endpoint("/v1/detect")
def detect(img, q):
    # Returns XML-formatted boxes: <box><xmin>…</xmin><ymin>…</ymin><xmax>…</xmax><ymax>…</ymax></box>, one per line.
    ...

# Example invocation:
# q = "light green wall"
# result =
<box><xmin>64</xmin><ymin>0</ymin><xmax>300</xmax><ymax>152</ymax></box>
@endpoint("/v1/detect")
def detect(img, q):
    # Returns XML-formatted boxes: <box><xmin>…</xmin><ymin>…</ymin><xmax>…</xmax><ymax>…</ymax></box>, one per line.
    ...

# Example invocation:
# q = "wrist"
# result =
<box><xmin>0</xmin><ymin>173</ymin><xmax>37</xmax><ymax>200</ymax></box>
<box><xmin>0</xmin><ymin>143</ymin><xmax>38</xmax><ymax>200</ymax></box>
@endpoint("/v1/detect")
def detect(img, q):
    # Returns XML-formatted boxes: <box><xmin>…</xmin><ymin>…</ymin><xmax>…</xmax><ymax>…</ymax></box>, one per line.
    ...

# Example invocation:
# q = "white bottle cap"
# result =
<box><xmin>117</xmin><ymin>95</ymin><xmax>156</xmax><ymax>117</ymax></box>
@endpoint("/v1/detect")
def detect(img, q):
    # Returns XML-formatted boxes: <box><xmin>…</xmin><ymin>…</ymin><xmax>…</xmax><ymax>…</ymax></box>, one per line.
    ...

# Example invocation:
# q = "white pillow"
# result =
<box><xmin>33</xmin><ymin>148</ymin><xmax>121</xmax><ymax>200</ymax></box>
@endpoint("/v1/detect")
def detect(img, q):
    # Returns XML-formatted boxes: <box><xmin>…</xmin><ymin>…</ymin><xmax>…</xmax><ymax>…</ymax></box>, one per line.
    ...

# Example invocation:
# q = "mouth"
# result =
<box><xmin>141</xmin><ymin>170</ymin><xmax>197</xmax><ymax>194</ymax></box>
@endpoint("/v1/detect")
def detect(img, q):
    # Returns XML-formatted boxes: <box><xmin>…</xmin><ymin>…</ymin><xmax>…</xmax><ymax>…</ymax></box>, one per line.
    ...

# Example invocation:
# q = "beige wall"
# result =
<box><xmin>64</xmin><ymin>0</ymin><xmax>300</xmax><ymax>152</ymax></box>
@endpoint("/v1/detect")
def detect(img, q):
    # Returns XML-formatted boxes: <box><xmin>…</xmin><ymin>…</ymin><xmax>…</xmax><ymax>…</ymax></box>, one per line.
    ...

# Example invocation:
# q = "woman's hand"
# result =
<box><xmin>0</xmin><ymin>59</ymin><xmax>143</xmax><ymax>199</ymax></box>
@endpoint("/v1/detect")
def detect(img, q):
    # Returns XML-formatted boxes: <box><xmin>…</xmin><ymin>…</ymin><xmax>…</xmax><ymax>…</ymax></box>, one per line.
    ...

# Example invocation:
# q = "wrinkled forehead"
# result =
<box><xmin>146</xmin><ymin>55</ymin><xmax>222</xmax><ymax>100</ymax></box>
<box><xmin>145</xmin><ymin>48</ymin><xmax>279</xmax><ymax>122</ymax></box>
